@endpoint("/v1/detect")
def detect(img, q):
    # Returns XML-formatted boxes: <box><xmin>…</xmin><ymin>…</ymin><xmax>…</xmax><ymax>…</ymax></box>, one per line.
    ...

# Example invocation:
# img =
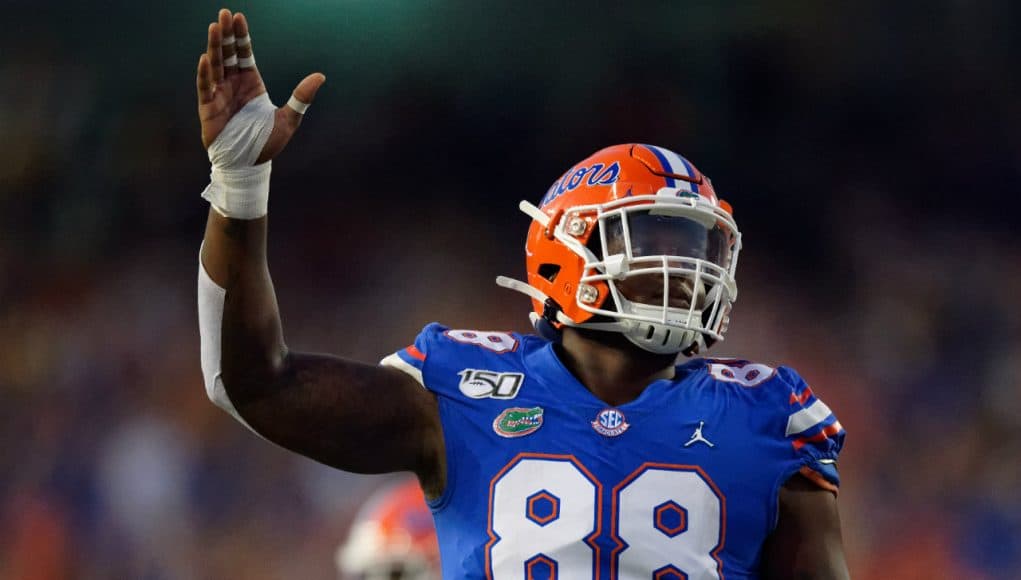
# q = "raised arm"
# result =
<box><xmin>195</xmin><ymin>9</ymin><xmax>444</xmax><ymax>496</ymax></box>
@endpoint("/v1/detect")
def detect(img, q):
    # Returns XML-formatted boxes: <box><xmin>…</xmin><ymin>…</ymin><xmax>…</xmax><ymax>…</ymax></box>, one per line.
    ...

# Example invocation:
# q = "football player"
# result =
<box><xmin>336</xmin><ymin>477</ymin><xmax>440</xmax><ymax>580</ymax></box>
<box><xmin>196</xmin><ymin>9</ymin><xmax>849</xmax><ymax>579</ymax></box>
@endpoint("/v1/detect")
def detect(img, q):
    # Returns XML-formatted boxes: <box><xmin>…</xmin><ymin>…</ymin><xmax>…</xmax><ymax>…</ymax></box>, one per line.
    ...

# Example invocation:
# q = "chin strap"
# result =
<box><xmin>495</xmin><ymin>275</ymin><xmax>547</xmax><ymax>302</ymax></box>
<box><xmin>495</xmin><ymin>276</ymin><xmax>628</xmax><ymax>337</ymax></box>
<box><xmin>557</xmin><ymin>313</ymin><xmax>627</xmax><ymax>332</ymax></box>
<box><xmin>517</xmin><ymin>201</ymin><xmax>551</xmax><ymax>227</ymax></box>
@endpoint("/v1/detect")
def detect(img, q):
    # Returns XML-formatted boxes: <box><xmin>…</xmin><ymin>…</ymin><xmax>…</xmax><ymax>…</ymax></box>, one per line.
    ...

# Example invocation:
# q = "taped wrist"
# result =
<box><xmin>201</xmin><ymin>93</ymin><xmax>276</xmax><ymax>219</ymax></box>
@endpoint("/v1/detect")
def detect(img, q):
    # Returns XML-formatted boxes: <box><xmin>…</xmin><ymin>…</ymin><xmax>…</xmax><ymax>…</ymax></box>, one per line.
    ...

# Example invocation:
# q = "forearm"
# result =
<box><xmin>201</xmin><ymin>210</ymin><xmax>287</xmax><ymax>390</ymax></box>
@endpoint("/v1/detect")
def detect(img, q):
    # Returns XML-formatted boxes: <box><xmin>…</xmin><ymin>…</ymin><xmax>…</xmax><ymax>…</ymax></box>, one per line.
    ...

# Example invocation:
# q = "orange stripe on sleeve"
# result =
<box><xmin>798</xmin><ymin>465</ymin><xmax>839</xmax><ymax>495</ymax></box>
<box><xmin>405</xmin><ymin>345</ymin><xmax>427</xmax><ymax>361</ymax></box>
<box><xmin>789</xmin><ymin>387</ymin><xmax>814</xmax><ymax>406</ymax></box>
<box><xmin>791</xmin><ymin>421</ymin><xmax>843</xmax><ymax>450</ymax></box>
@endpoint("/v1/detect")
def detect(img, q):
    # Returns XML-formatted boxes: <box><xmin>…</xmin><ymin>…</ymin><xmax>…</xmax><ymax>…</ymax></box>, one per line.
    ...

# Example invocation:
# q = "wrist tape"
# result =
<box><xmin>201</xmin><ymin>93</ymin><xmax>276</xmax><ymax>219</ymax></box>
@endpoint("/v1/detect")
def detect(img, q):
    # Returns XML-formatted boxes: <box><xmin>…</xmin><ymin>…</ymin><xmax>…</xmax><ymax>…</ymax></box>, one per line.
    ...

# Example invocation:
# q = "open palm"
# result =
<box><xmin>196</xmin><ymin>9</ymin><xmax>324</xmax><ymax>164</ymax></box>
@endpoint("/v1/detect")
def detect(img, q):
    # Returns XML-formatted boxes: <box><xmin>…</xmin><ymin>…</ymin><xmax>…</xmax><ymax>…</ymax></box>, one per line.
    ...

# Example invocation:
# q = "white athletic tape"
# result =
<box><xmin>286</xmin><ymin>94</ymin><xmax>309</xmax><ymax>115</ymax></box>
<box><xmin>238</xmin><ymin>55</ymin><xmax>255</xmax><ymax>68</ymax></box>
<box><xmin>236</xmin><ymin>35</ymin><xmax>251</xmax><ymax>48</ymax></box>
<box><xmin>198</xmin><ymin>247</ymin><xmax>266</xmax><ymax>439</ymax></box>
<box><xmin>224</xmin><ymin>54</ymin><xmax>238</xmax><ymax>67</ymax></box>
<box><xmin>200</xmin><ymin>92</ymin><xmax>275</xmax><ymax>219</ymax></box>
<box><xmin>222</xmin><ymin>34</ymin><xmax>235</xmax><ymax>46</ymax></box>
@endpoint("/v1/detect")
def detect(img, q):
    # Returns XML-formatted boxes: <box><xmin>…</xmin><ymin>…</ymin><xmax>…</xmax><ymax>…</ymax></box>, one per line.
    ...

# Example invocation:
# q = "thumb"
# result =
<box><xmin>282</xmin><ymin>72</ymin><xmax>326</xmax><ymax>127</ymax></box>
<box><xmin>294</xmin><ymin>72</ymin><xmax>326</xmax><ymax>104</ymax></box>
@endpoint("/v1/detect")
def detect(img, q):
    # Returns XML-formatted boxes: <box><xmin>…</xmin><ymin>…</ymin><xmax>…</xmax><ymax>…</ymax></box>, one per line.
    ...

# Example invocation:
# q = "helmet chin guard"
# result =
<box><xmin>623</xmin><ymin>312</ymin><xmax>702</xmax><ymax>355</ymax></box>
<box><xmin>617</xmin><ymin>290</ymin><xmax>709</xmax><ymax>356</ymax></box>
<box><xmin>498</xmin><ymin>144</ymin><xmax>742</xmax><ymax>356</ymax></box>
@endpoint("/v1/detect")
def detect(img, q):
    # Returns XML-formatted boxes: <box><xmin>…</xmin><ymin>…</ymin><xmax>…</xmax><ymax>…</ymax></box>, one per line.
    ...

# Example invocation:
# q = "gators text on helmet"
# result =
<box><xmin>498</xmin><ymin>144</ymin><xmax>742</xmax><ymax>355</ymax></box>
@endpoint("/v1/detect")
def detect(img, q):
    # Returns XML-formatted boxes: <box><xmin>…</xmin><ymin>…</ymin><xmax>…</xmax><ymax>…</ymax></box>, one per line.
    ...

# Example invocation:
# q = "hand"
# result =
<box><xmin>196</xmin><ymin>8</ymin><xmax>325</xmax><ymax>163</ymax></box>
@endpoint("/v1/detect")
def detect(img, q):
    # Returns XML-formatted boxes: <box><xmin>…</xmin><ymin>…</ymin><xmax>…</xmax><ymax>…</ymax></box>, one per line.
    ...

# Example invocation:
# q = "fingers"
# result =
<box><xmin>206</xmin><ymin>21</ymin><xmax>223</xmax><ymax>84</ymax></box>
<box><xmin>196</xmin><ymin>54</ymin><xmax>214</xmax><ymax>104</ymax></box>
<box><xmin>282</xmin><ymin>73</ymin><xmax>327</xmax><ymax>127</ymax></box>
<box><xmin>233</xmin><ymin>12</ymin><xmax>256</xmax><ymax>72</ymax></box>
<box><xmin>220</xmin><ymin>9</ymin><xmax>238</xmax><ymax>76</ymax></box>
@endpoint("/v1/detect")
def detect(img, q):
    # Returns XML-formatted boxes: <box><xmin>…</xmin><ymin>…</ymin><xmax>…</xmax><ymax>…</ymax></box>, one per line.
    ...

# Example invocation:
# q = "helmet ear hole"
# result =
<box><xmin>538</xmin><ymin>264</ymin><xmax>561</xmax><ymax>282</ymax></box>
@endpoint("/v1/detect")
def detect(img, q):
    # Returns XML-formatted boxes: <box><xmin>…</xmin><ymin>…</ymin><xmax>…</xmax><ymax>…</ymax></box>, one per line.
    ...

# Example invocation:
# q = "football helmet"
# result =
<box><xmin>498</xmin><ymin>144</ymin><xmax>741</xmax><ymax>355</ymax></box>
<box><xmin>336</xmin><ymin>478</ymin><xmax>440</xmax><ymax>580</ymax></box>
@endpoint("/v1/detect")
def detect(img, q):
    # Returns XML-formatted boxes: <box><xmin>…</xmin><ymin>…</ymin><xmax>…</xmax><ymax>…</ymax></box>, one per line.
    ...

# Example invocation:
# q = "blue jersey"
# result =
<box><xmin>381</xmin><ymin>324</ymin><xmax>844</xmax><ymax>580</ymax></box>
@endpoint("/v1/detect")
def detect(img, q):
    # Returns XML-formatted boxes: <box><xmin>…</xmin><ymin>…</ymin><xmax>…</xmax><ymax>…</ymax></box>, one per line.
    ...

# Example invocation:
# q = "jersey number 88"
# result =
<box><xmin>488</xmin><ymin>455</ymin><xmax>724</xmax><ymax>579</ymax></box>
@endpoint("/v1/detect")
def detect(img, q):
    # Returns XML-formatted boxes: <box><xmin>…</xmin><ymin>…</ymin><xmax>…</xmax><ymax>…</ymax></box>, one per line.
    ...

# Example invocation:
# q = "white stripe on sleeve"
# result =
<box><xmin>380</xmin><ymin>353</ymin><xmax>425</xmax><ymax>387</ymax></box>
<box><xmin>785</xmin><ymin>399</ymin><xmax>834</xmax><ymax>436</ymax></box>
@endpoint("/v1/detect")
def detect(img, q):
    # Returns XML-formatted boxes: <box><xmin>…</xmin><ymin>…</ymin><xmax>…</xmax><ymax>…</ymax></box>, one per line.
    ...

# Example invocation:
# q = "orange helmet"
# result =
<box><xmin>335</xmin><ymin>478</ymin><xmax>439</xmax><ymax>580</ymax></box>
<box><xmin>497</xmin><ymin>144</ymin><xmax>741</xmax><ymax>355</ymax></box>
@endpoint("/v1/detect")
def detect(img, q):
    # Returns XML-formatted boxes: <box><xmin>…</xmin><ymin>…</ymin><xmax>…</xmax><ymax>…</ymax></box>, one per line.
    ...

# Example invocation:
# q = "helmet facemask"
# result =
<box><xmin>571</xmin><ymin>192</ymin><xmax>740</xmax><ymax>355</ymax></box>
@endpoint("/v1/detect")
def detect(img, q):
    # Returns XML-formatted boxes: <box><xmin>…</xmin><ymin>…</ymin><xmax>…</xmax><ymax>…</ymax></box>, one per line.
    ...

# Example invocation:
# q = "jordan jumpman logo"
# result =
<box><xmin>684</xmin><ymin>421</ymin><xmax>715</xmax><ymax>447</ymax></box>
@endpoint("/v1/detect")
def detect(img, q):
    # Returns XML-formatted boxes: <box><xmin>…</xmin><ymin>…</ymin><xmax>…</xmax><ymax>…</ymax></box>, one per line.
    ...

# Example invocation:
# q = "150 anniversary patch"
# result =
<box><xmin>458</xmin><ymin>369</ymin><xmax>525</xmax><ymax>399</ymax></box>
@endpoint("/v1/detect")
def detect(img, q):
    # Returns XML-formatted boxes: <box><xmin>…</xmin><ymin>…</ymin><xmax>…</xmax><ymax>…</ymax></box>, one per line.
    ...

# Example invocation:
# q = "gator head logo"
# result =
<box><xmin>493</xmin><ymin>407</ymin><xmax>544</xmax><ymax>438</ymax></box>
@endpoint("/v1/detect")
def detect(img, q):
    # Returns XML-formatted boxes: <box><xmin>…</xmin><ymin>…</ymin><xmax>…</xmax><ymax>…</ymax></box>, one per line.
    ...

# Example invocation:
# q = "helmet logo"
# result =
<box><xmin>540</xmin><ymin>162</ymin><xmax>621</xmax><ymax>207</ymax></box>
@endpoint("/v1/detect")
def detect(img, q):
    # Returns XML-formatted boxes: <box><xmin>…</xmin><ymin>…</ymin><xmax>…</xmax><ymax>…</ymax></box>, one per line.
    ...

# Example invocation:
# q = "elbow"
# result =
<box><xmin>217</xmin><ymin>345</ymin><xmax>290</xmax><ymax>407</ymax></box>
<box><xmin>202</xmin><ymin>351</ymin><xmax>288</xmax><ymax>429</ymax></box>
<box><xmin>202</xmin><ymin>355</ymin><xmax>281</xmax><ymax>438</ymax></box>
<box><xmin>205</xmin><ymin>373</ymin><xmax>237</xmax><ymax>414</ymax></box>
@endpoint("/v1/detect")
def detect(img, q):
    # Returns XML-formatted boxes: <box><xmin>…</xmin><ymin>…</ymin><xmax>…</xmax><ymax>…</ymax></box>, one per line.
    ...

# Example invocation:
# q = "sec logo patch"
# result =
<box><xmin>591</xmin><ymin>408</ymin><xmax>630</xmax><ymax>437</ymax></box>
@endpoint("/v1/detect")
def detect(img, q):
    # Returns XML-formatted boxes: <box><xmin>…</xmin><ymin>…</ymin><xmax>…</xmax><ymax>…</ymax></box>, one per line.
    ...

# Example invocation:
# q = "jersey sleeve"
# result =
<box><xmin>378</xmin><ymin>323</ymin><xmax>444</xmax><ymax>388</ymax></box>
<box><xmin>775</xmin><ymin>366</ymin><xmax>846</xmax><ymax>494</ymax></box>
<box><xmin>380</xmin><ymin>323</ymin><xmax>526</xmax><ymax>399</ymax></box>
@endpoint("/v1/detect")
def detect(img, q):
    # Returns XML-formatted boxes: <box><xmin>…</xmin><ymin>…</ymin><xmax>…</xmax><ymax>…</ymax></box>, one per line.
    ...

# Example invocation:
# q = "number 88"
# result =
<box><xmin>487</xmin><ymin>455</ymin><xmax>724</xmax><ymax>579</ymax></box>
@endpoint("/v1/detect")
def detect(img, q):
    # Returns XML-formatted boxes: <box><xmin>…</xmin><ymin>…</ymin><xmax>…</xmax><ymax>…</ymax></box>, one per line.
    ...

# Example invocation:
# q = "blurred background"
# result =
<box><xmin>1</xmin><ymin>0</ymin><xmax>1019</xmax><ymax>578</ymax></box>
